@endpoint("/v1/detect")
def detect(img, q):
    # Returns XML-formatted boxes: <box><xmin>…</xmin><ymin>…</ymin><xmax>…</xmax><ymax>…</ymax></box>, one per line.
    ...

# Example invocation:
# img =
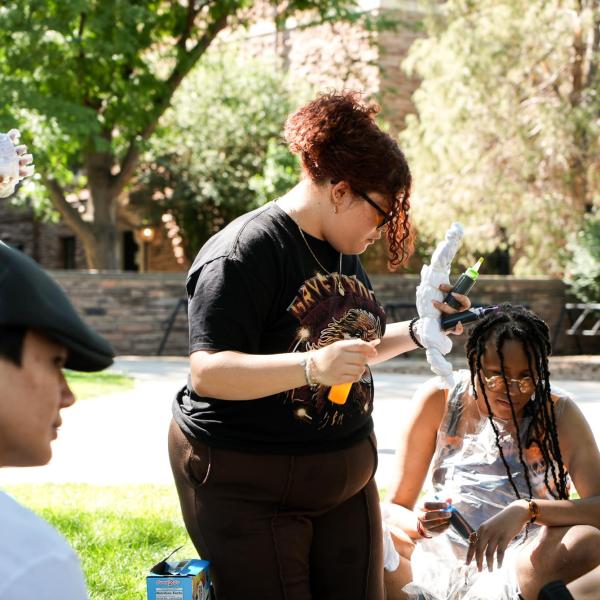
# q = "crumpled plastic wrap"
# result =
<box><xmin>398</xmin><ymin>370</ymin><xmax>571</xmax><ymax>600</ymax></box>
<box><xmin>415</xmin><ymin>222</ymin><xmax>464</xmax><ymax>389</ymax></box>
<box><xmin>403</xmin><ymin>532</ymin><xmax>533</xmax><ymax>600</ymax></box>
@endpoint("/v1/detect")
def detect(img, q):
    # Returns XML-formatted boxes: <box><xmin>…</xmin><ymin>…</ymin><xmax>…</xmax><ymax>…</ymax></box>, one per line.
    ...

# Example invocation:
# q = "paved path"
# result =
<box><xmin>2</xmin><ymin>358</ymin><xmax>599</xmax><ymax>490</ymax></box>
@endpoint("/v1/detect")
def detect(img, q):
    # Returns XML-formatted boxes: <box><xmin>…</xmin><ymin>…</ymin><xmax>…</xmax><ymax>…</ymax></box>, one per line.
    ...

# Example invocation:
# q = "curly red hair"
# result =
<box><xmin>284</xmin><ymin>91</ymin><xmax>414</xmax><ymax>270</ymax></box>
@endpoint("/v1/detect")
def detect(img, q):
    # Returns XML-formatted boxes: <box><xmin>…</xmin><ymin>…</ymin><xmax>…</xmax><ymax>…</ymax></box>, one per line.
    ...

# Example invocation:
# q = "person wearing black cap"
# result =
<box><xmin>0</xmin><ymin>241</ymin><xmax>114</xmax><ymax>599</ymax></box>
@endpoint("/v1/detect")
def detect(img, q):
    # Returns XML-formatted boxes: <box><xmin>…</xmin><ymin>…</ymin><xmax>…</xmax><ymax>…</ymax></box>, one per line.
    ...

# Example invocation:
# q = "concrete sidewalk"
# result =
<box><xmin>2</xmin><ymin>357</ymin><xmax>599</xmax><ymax>490</ymax></box>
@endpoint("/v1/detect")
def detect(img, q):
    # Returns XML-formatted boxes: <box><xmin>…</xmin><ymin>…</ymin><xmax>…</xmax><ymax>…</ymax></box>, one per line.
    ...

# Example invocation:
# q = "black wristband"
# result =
<box><xmin>409</xmin><ymin>317</ymin><xmax>425</xmax><ymax>349</ymax></box>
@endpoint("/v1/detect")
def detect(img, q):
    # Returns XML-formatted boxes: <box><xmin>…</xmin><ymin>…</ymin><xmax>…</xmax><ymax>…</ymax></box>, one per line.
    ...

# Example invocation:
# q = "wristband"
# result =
<box><xmin>409</xmin><ymin>317</ymin><xmax>425</xmax><ymax>349</ymax></box>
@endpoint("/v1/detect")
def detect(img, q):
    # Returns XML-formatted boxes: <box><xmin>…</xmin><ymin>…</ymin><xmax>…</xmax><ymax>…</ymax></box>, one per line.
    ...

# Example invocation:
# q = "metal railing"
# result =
<box><xmin>552</xmin><ymin>303</ymin><xmax>600</xmax><ymax>353</ymax></box>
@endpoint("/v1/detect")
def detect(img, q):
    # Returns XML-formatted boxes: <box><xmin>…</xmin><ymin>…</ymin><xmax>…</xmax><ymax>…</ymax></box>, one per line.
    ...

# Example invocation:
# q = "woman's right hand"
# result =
<box><xmin>416</xmin><ymin>499</ymin><xmax>452</xmax><ymax>537</ymax></box>
<box><xmin>311</xmin><ymin>338</ymin><xmax>380</xmax><ymax>386</ymax></box>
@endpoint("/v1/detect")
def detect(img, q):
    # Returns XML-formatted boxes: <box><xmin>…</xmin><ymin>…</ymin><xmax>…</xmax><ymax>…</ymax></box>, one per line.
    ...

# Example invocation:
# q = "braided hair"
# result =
<box><xmin>465</xmin><ymin>305</ymin><xmax>569</xmax><ymax>501</ymax></box>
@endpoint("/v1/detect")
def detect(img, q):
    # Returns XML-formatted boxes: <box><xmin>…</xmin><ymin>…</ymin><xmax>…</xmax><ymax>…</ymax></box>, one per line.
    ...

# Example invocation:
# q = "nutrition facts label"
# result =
<box><xmin>155</xmin><ymin>590</ymin><xmax>183</xmax><ymax>600</ymax></box>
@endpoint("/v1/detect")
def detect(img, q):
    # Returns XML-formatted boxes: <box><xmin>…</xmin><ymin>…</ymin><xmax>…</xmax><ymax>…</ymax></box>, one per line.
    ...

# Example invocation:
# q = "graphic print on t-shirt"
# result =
<box><xmin>286</xmin><ymin>271</ymin><xmax>385</xmax><ymax>429</ymax></box>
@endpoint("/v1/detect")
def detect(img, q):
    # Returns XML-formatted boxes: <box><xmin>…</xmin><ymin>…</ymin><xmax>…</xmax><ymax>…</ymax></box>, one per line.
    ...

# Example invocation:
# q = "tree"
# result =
<box><xmin>564</xmin><ymin>209</ymin><xmax>600</xmax><ymax>302</ymax></box>
<box><xmin>131</xmin><ymin>48</ymin><xmax>301</xmax><ymax>259</ymax></box>
<box><xmin>0</xmin><ymin>0</ymin><xmax>362</xmax><ymax>269</ymax></box>
<box><xmin>401</xmin><ymin>0</ymin><xmax>600</xmax><ymax>275</ymax></box>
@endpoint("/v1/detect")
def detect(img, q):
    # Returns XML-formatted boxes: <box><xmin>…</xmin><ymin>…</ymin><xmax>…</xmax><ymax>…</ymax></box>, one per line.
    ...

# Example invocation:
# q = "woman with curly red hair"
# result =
<box><xmin>168</xmin><ymin>91</ymin><xmax>468</xmax><ymax>599</ymax></box>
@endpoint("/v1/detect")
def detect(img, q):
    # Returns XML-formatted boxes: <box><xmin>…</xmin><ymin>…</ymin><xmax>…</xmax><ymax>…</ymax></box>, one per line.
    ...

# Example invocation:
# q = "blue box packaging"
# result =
<box><xmin>147</xmin><ymin>558</ymin><xmax>211</xmax><ymax>600</ymax></box>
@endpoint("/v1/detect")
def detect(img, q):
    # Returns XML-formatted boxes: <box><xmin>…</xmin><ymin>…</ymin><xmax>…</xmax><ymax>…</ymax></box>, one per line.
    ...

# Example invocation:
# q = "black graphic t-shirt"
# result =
<box><xmin>172</xmin><ymin>202</ymin><xmax>386</xmax><ymax>454</ymax></box>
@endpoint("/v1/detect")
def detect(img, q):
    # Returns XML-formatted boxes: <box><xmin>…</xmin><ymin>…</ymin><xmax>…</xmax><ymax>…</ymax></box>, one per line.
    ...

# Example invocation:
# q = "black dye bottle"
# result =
<box><xmin>443</xmin><ymin>257</ymin><xmax>484</xmax><ymax>309</ymax></box>
<box><xmin>441</xmin><ymin>305</ymin><xmax>499</xmax><ymax>331</ymax></box>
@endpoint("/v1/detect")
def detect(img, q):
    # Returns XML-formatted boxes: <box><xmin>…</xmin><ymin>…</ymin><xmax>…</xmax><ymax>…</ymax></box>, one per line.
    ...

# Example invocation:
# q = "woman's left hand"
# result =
<box><xmin>433</xmin><ymin>284</ymin><xmax>471</xmax><ymax>336</ymax></box>
<box><xmin>466</xmin><ymin>501</ymin><xmax>529</xmax><ymax>572</ymax></box>
<box><xmin>8</xmin><ymin>130</ymin><xmax>34</xmax><ymax>181</ymax></box>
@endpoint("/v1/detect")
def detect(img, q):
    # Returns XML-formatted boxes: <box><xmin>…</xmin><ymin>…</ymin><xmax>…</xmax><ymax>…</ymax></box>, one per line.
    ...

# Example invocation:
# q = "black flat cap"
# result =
<box><xmin>0</xmin><ymin>241</ymin><xmax>114</xmax><ymax>371</ymax></box>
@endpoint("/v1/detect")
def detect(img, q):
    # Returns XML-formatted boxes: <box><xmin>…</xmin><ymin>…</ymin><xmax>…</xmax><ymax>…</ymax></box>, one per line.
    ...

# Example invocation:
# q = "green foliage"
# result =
<box><xmin>1</xmin><ymin>2</ymin><xmax>195</xmax><ymax>179</ymax></box>
<box><xmin>0</xmin><ymin>0</ymin><xmax>360</xmax><ymax>267</ymax></box>
<box><xmin>402</xmin><ymin>0</ymin><xmax>600</xmax><ymax>275</ymax></box>
<box><xmin>565</xmin><ymin>211</ymin><xmax>600</xmax><ymax>302</ymax></box>
<box><xmin>133</xmin><ymin>48</ymin><xmax>301</xmax><ymax>258</ymax></box>
<box><xmin>249</xmin><ymin>138</ymin><xmax>301</xmax><ymax>206</ymax></box>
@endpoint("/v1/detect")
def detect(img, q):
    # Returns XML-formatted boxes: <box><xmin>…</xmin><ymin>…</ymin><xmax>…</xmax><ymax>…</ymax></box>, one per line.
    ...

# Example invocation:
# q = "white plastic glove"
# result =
<box><xmin>380</xmin><ymin>503</ymin><xmax>401</xmax><ymax>572</ymax></box>
<box><xmin>415</xmin><ymin>222</ymin><xmax>464</xmax><ymax>388</ymax></box>
<box><xmin>0</xmin><ymin>129</ymin><xmax>34</xmax><ymax>198</ymax></box>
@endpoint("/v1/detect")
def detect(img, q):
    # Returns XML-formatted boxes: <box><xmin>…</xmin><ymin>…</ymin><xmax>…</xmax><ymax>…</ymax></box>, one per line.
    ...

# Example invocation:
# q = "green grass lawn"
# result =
<box><xmin>5</xmin><ymin>484</ymin><xmax>195</xmax><ymax>600</ymax></box>
<box><xmin>65</xmin><ymin>371</ymin><xmax>135</xmax><ymax>400</ymax></box>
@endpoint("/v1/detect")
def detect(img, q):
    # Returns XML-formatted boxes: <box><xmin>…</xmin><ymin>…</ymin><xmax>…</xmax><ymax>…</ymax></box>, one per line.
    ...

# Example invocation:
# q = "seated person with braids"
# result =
<box><xmin>382</xmin><ymin>305</ymin><xmax>600</xmax><ymax>600</ymax></box>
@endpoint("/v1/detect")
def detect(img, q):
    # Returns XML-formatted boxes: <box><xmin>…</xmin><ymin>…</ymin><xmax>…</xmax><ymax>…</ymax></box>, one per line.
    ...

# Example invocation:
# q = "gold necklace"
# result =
<box><xmin>295</xmin><ymin>223</ymin><xmax>345</xmax><ymax>296</ymax></box>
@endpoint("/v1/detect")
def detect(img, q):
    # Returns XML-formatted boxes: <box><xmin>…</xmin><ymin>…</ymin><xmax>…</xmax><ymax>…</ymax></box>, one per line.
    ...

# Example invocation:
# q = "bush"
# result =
<box><xmin>564</xmin><ymin>211</ymin><xmax>600</xmax><ymax>303</ymax></box>
<box><xmin>132</xmin><ymin>47</ymin><xmax>300</xmax><ymax>259</ymax></box>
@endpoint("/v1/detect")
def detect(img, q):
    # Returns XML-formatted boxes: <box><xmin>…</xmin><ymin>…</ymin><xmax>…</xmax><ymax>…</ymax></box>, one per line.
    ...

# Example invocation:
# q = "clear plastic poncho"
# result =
<box><xmin>400</xmin><ymin>370</ymin><xmax>571</xmax><ymax>600</ymax></box>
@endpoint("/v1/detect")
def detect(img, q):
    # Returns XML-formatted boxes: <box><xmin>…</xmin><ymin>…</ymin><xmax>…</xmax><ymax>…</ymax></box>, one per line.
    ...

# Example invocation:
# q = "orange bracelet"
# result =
<box><xmin>527</xmin><ymin>499</ymin><xmax>540</xmax><ymax>524</ymax></box>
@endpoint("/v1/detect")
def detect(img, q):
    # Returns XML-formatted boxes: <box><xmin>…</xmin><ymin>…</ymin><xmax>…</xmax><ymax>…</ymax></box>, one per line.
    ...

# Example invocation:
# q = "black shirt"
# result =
<box><xmin>172</xmin><ymin>202</ymin><xmax>386</xmax><ymax>454</ymax></box>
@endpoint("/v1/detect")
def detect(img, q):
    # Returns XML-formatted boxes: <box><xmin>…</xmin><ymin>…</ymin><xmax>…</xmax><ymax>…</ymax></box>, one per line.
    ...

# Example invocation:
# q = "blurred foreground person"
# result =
<box><xmin>0</xmin><ymin>242</ymin><xmax>114</xmax><ymax>600</ymax></box>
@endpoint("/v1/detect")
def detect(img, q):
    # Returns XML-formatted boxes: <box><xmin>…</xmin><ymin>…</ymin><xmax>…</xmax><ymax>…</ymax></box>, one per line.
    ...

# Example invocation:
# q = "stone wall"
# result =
<box><xmin>51</xmin><ymin>271</ymin><xmax>189</xmax><ymax>357</ymax></box>
<box><xmin>49</xmin><ymin>271</ymin><xmax>598</xmax><ymax>357</ymax></box>
<box><xmin>0</xmin><ymin>200</ymin><xmax>87</xmax><ymax>269</ymax></box>
<box><xmin>0</xmin><ymin>201</ymin><xmax>36</xmax><ymax>255</ymax></box>
<box><xmin>145</xmin><ymin>226</ymin><xmax>190</xmax><ymax>273</ymax></box>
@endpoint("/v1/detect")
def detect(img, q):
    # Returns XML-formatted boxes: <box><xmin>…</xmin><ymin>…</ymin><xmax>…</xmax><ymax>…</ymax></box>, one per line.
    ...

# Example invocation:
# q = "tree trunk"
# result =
<box><xmin>79</xmin><ymin>224</ymin><xmax>120</xmax><ymax>270</ymax></box>
<box><xmin>81</xmin><ymin>152</ymin><xmax>120</xmax><ymax>269</ymax></box>
<box><xmin>44</xmin><ymin>6</ymin><xmax>233</xmax><ymax>269</ymax></box>
<box><xmin>566</xmin><ymin>1</ymin><xmax>593</xmax><ymax>215</ymax></box>
<box><xmin>44</xmin><ymin>174</ymin><xmax>121</xmax><ymax>270</ymax></box>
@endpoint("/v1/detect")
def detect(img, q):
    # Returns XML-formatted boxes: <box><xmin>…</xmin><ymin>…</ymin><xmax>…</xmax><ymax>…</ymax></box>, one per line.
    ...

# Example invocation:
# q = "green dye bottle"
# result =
<box><xmin>443</xmin><ymin>257</ymin><xmax>484</xmax><ymax>310</ymax></box>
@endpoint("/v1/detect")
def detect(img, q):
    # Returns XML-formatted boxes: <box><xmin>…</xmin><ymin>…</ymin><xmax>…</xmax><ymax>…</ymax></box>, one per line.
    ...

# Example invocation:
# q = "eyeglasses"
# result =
<box><xmin>481</xmin><ymin>372</ymin><xmax>536</xmax><ymax>395</ymax></box>
<box><xmin>357</xmin><ymin>191</ymin><xmax>393</xmax><ymax>229</ymax></box>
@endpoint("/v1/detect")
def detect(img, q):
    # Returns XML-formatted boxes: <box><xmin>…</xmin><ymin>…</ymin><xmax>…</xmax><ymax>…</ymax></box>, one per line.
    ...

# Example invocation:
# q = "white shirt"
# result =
<box><xmin>0</xmin><ymin>490</ymin><xmax>88</xmax><ymax>600</ymax></box>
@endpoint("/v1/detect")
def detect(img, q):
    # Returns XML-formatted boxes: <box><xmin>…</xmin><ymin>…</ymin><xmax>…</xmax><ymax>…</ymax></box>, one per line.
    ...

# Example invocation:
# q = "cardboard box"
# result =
<box><xmin>147</xmin><ymin>558</ymin><xmax>212</xmax><ymax>600</ymax></box>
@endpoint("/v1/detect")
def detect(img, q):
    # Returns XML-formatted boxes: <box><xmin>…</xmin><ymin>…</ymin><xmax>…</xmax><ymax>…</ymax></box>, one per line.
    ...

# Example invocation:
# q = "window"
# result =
<box><xmin>122</xmin><ymin>230</ymin><xmax>139</xmax><ymax>271</ymax></box>
<box><xmin>60</xmin><ymin>236</ymin><xmax>76</xmax><ymax>269</ymax></box>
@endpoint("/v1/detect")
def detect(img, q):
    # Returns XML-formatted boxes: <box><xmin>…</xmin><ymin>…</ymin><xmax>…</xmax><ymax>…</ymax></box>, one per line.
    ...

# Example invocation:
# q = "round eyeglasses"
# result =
<box><xmin>481</xmin><ymin>373</ymin><xmax>536</xmax><ymax>395</ymax></box>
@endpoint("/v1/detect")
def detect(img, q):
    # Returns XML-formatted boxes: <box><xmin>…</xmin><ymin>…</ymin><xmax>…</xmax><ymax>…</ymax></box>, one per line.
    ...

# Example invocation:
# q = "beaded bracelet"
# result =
<box><xmin>300</xmin><ymin>353</ymin><xmax>319</xmax><ymax>387</ymax></box>
<box><xmin>527</xmin><ymin>499</ymin><xmax>540</xmax><ymax>524</ymax></box>
<box><xmin>409</xmin><ymin>317</ymin><xmax>425</xmax><ymax>349</ymax></box>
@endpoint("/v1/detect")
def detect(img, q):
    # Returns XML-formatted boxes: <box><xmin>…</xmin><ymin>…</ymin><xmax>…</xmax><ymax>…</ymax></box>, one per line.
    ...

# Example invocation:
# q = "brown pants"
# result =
<box><xmin>168</xmin><ymin>419</ymin><xmax>385</xmax><ymax>600</ymax></box>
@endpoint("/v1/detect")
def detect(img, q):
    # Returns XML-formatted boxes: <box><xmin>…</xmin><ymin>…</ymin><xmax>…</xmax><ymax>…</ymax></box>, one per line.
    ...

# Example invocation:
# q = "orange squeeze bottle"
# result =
<box><xmin>328</xmin><ymin>382</ymin><xmax>353</xmax><ymax>405</ymax></box>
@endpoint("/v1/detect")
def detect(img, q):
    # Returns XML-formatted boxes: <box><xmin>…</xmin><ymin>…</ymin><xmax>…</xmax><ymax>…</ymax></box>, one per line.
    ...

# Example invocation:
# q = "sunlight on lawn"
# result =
<box><xmin>65</xmin><ymin>371</ymin><xmax>135</xmax><ymax>400</ymax></box>
<box><xmin>6</xmin><ymin>484</ymin><xmax>195</xmax><ymax>600</ymax></box>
